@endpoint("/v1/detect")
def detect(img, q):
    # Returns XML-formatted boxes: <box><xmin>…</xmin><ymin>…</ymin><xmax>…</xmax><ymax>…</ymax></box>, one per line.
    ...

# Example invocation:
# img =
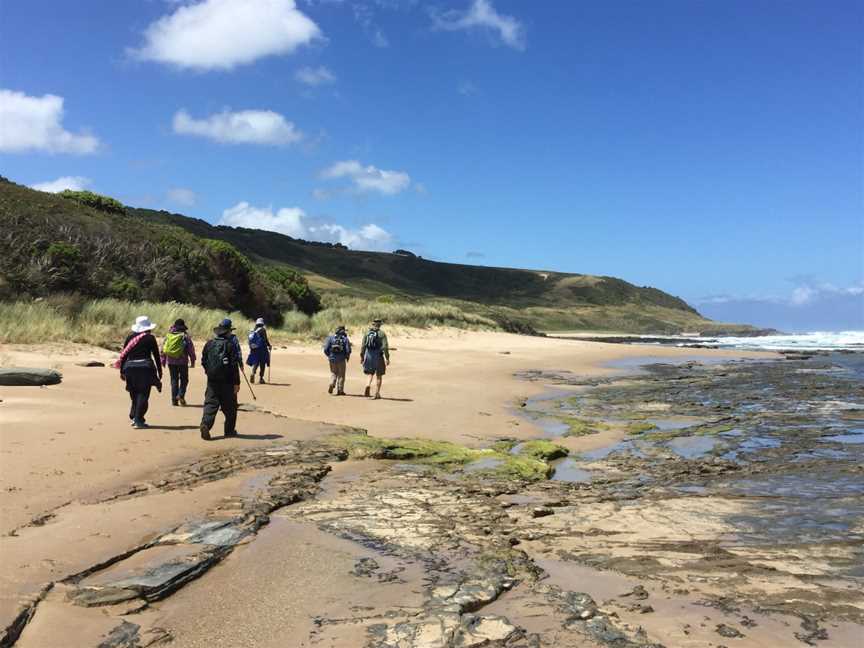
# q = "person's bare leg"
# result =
<box><xmin>374</xmin><ymin>375</ymin><xmax>383</xmax><ymax>399</ymax></box>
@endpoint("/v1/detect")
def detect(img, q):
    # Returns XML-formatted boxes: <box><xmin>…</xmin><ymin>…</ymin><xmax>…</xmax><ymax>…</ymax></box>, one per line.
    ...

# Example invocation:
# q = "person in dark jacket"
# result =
<box><xmin>199</xmin><ymin>319</ymin><xmax>241</xmax><ymax>441</ymax></box>
<box><xmin>323</xmin><ymin>325</ymin><xmax>351</xmax><ymax>395</ymax></box>
<box><xmin>160</xmin><ymin>318</ymin><xmax>197</xmax><ymax>406</ymax></box>
<box><xmin>247</xmin><ymin>317</ymin><xmax>271</xmax><ymax>384</ymax></box>
<box><xmin>117</xmin><ymin>316</ymin><xmax>163</xmax><ymax>429</ymax></box>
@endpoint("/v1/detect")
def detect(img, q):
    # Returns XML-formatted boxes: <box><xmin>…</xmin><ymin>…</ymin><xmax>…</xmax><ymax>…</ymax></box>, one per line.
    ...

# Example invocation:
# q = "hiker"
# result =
<box><xmin>117</xmin><ymin>316</ymin><xmax>162</xmax><ymax>429</ymax></box>
<box><xmin>199</xmin><ymin>319</ymin><xmax>240</xmax><ymax>441</ymax></box>
<box><xmin>247</xmin><ymin>317</ymin><xmax>272</xmax><ymax>384</ymax></box>
<box><xmin>360</xmin><ymin>319</ymin><xmax>390</xmax><ymax>399</ymax></box>
<box><xmin>323</xmin><ymin>325</ymin><xmax>352</xmax><ymax>395</ymax></box>
<box><xmin>161</xmin><ymin>318</ymin><xmax>196</xmax><ymax>406</ymax></box>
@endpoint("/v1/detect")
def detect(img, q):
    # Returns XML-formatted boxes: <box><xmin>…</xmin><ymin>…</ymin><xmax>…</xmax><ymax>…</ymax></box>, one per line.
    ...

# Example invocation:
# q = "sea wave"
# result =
<box><xmin>704</xmin><ymin>331</ymin><xmax>864</xmax><ymax>351</ymax></box>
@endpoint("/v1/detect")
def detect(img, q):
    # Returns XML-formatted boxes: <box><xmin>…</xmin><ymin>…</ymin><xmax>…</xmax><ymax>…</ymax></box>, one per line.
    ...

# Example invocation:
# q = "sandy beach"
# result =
<box><xmin>2</xmin><ymin>331</ymin><xmax>861</xmax><ymax>648</ymax></box>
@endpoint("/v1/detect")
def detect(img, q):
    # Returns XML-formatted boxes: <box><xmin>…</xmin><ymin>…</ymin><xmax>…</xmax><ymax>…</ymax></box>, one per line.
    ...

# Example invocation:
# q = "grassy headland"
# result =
<box><xmin>0</xmin><ymin>177</ymin><xmax>761</xmax><ymax>342</ymax></box>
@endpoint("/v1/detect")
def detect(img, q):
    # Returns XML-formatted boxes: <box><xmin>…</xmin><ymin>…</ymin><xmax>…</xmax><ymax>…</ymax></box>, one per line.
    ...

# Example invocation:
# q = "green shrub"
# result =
<box><xmin>58</xmin><ymin>190</ymin><xmax>125</xmax><ymax>214</ymax></box>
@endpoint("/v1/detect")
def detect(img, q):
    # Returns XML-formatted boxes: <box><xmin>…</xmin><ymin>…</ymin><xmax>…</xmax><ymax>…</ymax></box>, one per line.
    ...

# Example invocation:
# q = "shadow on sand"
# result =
<box><xmin>210</xmin><ymin>433</ymin><xmax>284</xmax><ymax>442</ymax></box>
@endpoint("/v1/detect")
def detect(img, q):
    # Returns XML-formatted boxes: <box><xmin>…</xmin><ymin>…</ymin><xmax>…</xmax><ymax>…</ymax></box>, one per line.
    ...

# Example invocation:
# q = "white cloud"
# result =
<box><xmin>167</xmin><ymin>187</ymin><xmax>197</xmax><ymax>206</ymax></box>
<box><xmin>0</xmin><ymin>90</ymin><xmax>100</xmax><ymax>154</ymax></box>
<box><xmin>431</xmin><ymin>0</ymin><xmax>525</xmax><ymax>50</ymax></box>
<box><xmin>131</xmin><ymin>0</ymin><xmax>321</xmax><ymax>71</ymax></box>
<box><xmin>697</xmin><ymin>281</ymin><xmax>864</xmax><ymax>308</ymax></box>
<box><xmin>172</xmin><ymin>108</ymin><xmax>303</xmax><ymax>145</ymax></box>
<box><xmin>29</xmin><ymin>176</ymin><xmax>91</xmax><ymax>193</ymax></box>
<box><xmin>320</xmin><ymin>159</ymin><xmax>411</xmax><ymax>195</ymax></box>
<box><xmin>295</xmin><ymin>65</ymin><xmax>336</xmax><ymax>86</ymax></box>
<box><xmin>458</xmin><ymin>80</ymin><xmax>479</xmax><ymax>96</ymax></box>
<box><xmin>219</xmin><ymin>201</ymin><xmax>393</xmax><ymax>250</ymax></box>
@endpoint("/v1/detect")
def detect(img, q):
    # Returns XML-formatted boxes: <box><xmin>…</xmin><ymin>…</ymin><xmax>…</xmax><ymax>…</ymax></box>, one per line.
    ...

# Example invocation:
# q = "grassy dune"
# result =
<box><xmin>0</xmin><ymin>296</ymin><xmax>498</xmax><ymax>348</ymax></box>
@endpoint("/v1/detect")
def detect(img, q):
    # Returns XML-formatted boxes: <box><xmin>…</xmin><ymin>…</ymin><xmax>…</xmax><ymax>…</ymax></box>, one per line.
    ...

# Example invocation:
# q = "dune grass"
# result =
<box><xmin>0</xmin><ymin>294</ymin><xmax>499</xmax><ymax>348</ymax></box>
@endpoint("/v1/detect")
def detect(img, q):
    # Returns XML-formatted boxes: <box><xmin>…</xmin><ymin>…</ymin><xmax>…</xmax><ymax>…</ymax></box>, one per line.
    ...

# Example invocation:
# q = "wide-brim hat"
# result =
<box><xmin>372</xmin><ymin>319</ymin><xmax>383</xmax><ymax>326</ymax></box>
<box><xmin>255</xmin><ymin>317</ymin><xmax>265</xmax><ymax>326</ymax></box>
<box><xmin>131</xmin><ymin>316</ymin><xmax>157</xmax><ymax>333</ymax></box>
<box><xmin>173</xmin><ymin>318</ymin><xmax>188</xmax><ymax>331</ymax></box>
<box><xmin>214</xmin><ymin>318</ymin><xmax>235</xmax><ymax>335</ymax></box>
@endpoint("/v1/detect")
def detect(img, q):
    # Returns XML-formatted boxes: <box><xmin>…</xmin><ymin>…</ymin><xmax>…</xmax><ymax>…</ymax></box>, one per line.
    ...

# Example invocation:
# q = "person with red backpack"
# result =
<box><xmin>199</xmin><ymin>319</ymin><xmax>241</xmax><ymax>441</ymax></box>
<box><xmin>161</xmin><ymin>318</ymin><xmax>196</xmax><ymax>406</ymax></box>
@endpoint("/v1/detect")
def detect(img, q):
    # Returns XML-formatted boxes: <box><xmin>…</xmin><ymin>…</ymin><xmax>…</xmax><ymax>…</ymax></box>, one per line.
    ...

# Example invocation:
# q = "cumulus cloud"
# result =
<box><xmin>320</xmin><ymin>160</ymin><xmax>411</xmax><ymax>195</ymax></box>
<box><xmin>295</xmin><ymin>65</ymin><xmax>336</xmax><ymax>86</ymax></box>
<box><xmin>131</xmin><ymin>0</ymin><xmax>321</xmax><ymax>71</ymax></box>
<box><xmin>0</xmin><ymin>90</ymin><xmax>100</xmax><ymax>154</ymax></box>
<box><xmin>220</xmin><ymin>201</ymin><xmax>393</xmax><ymax>250</ymax></box>
<box><xmin>29</xmin><ymin>176</ymin><xmax>92</xmax><ymax>193</ymax></box>
<box><xmin>431</xmin><ymin>0</ymin><xmax>525</xmax><ymax>50</ymax></box>
<box><xmin>167</xmin><ymin>187</ymin><xmax>197</xmax><ymax>206</ymax></box>
<box><xmin>172</xmin><ymin>108</ymin><xmax>303</xmax><ymax>145</ymax></box>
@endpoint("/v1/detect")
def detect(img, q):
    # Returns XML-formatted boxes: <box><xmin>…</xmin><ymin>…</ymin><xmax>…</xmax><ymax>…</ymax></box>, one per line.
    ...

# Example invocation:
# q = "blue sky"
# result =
<box><xmin>1</xmin><ymin>0</ymin><xmax>861</xmax><ymax>331</ymax></box>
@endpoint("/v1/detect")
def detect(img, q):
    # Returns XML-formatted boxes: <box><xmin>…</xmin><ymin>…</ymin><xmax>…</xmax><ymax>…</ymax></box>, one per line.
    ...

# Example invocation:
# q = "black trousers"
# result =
<box><xmin>201</xmin><ymin>380</ymin><xmax>238</xmax><ymax>436</ymax></box>
<box><xmin>168</xmin><ymin>364</ymin><xmax>189</xmax><ymax>401</ymax></box>
<box><xmin>126</xmin><ymin>367</ymin><xmax>156</xmax><ymax>423</ymax></box>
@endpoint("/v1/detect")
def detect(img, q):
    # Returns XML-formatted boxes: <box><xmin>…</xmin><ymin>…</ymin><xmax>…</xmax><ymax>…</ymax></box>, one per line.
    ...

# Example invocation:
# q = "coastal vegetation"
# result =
<box><xmin>0</xmin><ymin>177</ymin><xmax>760</xmax><ymax>340</ymax></box>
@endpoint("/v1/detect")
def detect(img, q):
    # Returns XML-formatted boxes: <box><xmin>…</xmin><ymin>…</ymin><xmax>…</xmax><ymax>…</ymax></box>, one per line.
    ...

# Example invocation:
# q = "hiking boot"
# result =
<box><xmin>172</xmin><ymin>399</ymin><xmax>178</xmax><ymax>406</ymax></box>
<box><xmin>328</xmin><ymin>384</ymin><xmax>334</xmax><ymax>394</ymax></box>
<box><xmin>250</xmin><ymin>375</ymin><xmax>255</xmax><ymax>384</ymax></box>
<box><xmin>179</xmin><ymin>397</ymin><xmax>187</xmax><ymax>406</ymax></box>
<box><xmin>337</xmin><ymin>390</ymin><xmax>346</xmax><ymax>396</ymax></box>
<box><xmin>373</xmin><ymin>393</ymin><xmax>381</xmax><ymax>400</ymax></box>
<box><xmin>225</xmin><ymin>430</ymin><xmax>238</xmax><ymax>438</ymax></box>
<box><xmin>259</xmin><ymin>377</ymin><xmax>266</xmax><ymax>384</ymax></box>
<box><xmin>200</xmin><ymin>423</ymin><xmax>211</xmax><ymax>441</ymax></box>
<box><xmin>130</xmin><ymin>419</ymin><xmax>135</xmax><ymax>427</ymax></box>
<box><xmin>133</xmin><ymin>420</ymin><xmax>149</xmax><ymax>429</ymax></box>
<box><xmin>364</xmin><ymin>386</ymin><xmax>371</xmax><ymax>397</ymax></box>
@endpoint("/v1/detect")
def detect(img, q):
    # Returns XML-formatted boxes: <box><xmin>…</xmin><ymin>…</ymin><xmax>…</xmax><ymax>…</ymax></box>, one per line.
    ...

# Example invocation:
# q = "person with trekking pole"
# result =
<box><xmin>199</xmin><ymin>319</ymin><xmax>242</xmax><ymax>440</ymax></box>
<box><xmin>247</xmin><ymin>317</ymin><xmax>272</xmax><ymax>384</ymax></box>
<box><xmin>360</xmin><ymin>319</ymin><xmax>389</xmax><ymax>399</ymax></box>
<box><xmin>161</xmin><ymin>318</ymin><xmax>196</xmax><ymax>406</ymax></box>
<box><xmin>116</xmin><ymin>316</ymin><xmax>163</xmax><ymax>429</ymax></box>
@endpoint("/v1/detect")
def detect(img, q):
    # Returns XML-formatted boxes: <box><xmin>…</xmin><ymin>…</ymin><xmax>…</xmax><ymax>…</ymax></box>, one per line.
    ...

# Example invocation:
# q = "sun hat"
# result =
<box><xmin>335</xmin><ymin>325</ymin><xmax>346</xmax><ymax>333</ymax></box>
<box><xmin>173</xmin><ymin>318</ymin><xmax>188</xmax><ymax>332</ymax></box>
<box><xmin>255</xmin><ymin>317</ymin><xmax>265</xmax><ymax>326</ymax></box>
<box><xmin>214</xmin><ymin>318</ymin><xmax>236</xmax><ymax>335</ymax></box>
<box><xmin>372</xmin><ymin>318</ymin><xmax>383</xmax><ymax>326</ymax></box>
<box><xmin>131</xmin><ymin>316</ymin><xmax>157</xmax><ymax>333</ymax></box>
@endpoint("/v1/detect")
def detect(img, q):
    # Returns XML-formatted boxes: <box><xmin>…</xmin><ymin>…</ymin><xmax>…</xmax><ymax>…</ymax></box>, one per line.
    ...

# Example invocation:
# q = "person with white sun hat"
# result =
<box><xmin>115</xmin><ymin>315</ymin><xmax>163</xmax><ymax>429</ymax></box>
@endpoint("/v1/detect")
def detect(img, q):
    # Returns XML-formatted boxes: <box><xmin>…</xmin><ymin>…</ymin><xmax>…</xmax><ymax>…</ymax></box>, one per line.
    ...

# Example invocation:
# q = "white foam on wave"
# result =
<box><xmin>705</xmin><ymin>331</ymin><xmax>864</xmax><ymax>351</ymax></box>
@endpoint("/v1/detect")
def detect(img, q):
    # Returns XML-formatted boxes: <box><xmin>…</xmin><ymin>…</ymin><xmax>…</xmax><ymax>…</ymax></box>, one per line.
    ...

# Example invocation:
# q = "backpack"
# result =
<box><xmin>248</xmin><ymin>329</ymin><xmax>263</xmax><ymax>350</ymax></box>
<box><xmin>203</xmin><ymin>337</ymin><xmax>235</xmax><ymax>381</ymax></box>
<box><xmin>331</xmin><ymin>334</ymin><xmax>346</xmax><ymax>354</ymax></box>
<box><xmin>365</xmin><ymin>329</ymin><xmax>381</xmax><ymax>352</ymax></box>
<box><xmin>163</xmin><ymin>332</ymin><xmax>186</xmax><ymax>359</ymax></box>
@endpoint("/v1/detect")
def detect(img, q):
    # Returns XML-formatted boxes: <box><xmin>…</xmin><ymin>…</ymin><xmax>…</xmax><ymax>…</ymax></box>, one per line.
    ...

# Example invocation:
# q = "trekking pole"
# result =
<box><xmin>241</xmin><ymin>369</ymin><xmax>257</xmax><ymax>400</ymax></box>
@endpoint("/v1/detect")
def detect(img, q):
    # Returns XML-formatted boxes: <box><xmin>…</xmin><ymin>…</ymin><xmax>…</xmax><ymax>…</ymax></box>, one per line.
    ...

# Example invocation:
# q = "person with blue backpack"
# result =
<box><xmin>323</xmin><ymin>325</ymin><xmax>351</xmax><ymax>395</ymax></box>
<box><xmin>246</xmin><ymin>317</ymin><xmax>271</xmax><ymax>384</ymax></box>
<box><xmin>360</xmin><ymin>319</ymin><xmax>390</xmax><ymax>399</ymax></box>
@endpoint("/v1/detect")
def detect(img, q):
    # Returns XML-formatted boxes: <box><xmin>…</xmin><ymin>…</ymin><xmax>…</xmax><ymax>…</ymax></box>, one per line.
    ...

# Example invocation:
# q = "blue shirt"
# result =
<box><xmin>323</xmin><ymin>334</ymin><xmax>352</xmax><ymax>361</ymax></box>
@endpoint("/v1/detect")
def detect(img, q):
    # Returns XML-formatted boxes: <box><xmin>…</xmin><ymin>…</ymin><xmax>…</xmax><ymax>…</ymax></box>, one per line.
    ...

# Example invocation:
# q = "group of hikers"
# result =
<box><xmin>116</xmin><ymin>315</ymin><xmax>390</xmax><ymax>440</ymax></box>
